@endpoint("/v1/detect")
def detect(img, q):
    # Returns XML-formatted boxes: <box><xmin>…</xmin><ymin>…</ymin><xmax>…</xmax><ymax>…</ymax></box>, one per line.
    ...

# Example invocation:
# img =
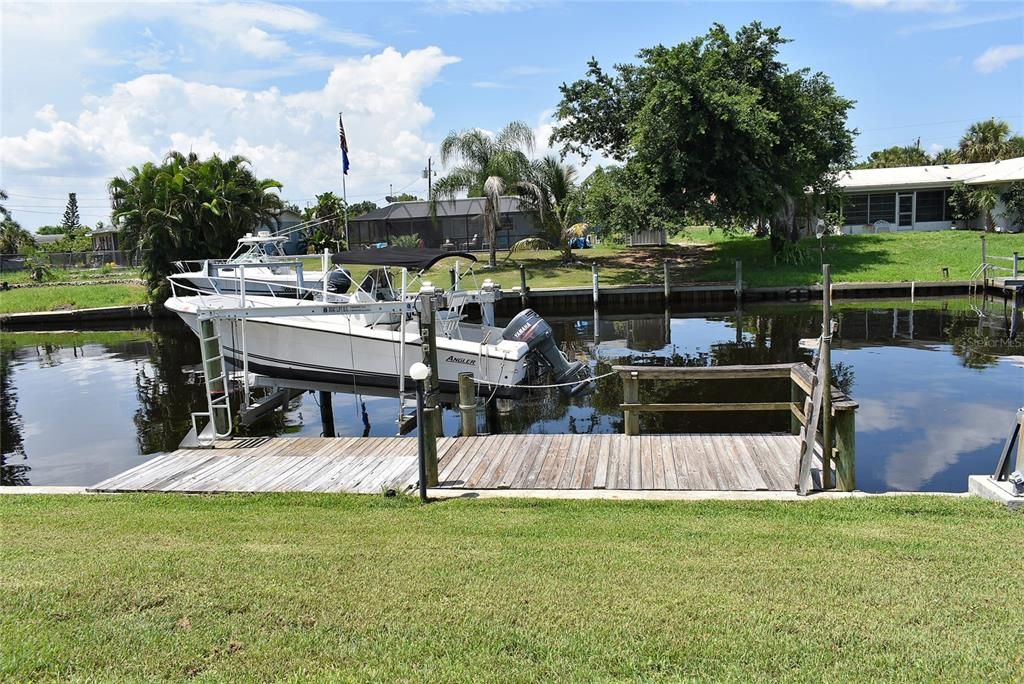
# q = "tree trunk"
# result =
<box><xmin>485</xmin><ymin>214</ymin><xmax>497</xmax><ymax>268</ymax></box>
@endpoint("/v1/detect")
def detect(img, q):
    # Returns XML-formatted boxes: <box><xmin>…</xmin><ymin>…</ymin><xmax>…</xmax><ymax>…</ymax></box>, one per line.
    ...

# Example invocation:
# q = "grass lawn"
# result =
<box><xmin>1</xmin><ymin>494</ymin><xmax>1021</xmax><ymax>681</ymax></box>
<box><xmin>0</xmin><ymin>267</ymin><xmax>141</xmax><ymax>285</ymax></box>
<box><xmin>320</xmin><ymin>229</ymin><xmax>1022</xmax><ymax>292</ymax></box>
<box><xmin>0</xmin><ymin>284</ymin><xmax>149</xmax><ymax>314</ymax></box>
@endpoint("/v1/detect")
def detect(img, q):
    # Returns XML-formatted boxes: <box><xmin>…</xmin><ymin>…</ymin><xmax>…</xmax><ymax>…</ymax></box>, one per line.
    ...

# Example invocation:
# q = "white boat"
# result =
<box><xmin>168</xmin><ymin>232</ymin><xmax>350</xmax><ymax>297</ymax></box>
<box><xmin>165</xmin><ymin>248</ymin><xmax>593</xmax><ymax>398</ymax></box>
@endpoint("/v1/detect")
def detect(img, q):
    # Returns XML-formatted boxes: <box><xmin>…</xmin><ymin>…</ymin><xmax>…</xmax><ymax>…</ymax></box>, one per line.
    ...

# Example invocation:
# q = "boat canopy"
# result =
<box><xmin>331</xmin><ymin>248</ymin><xmax>477</xmax><ymax>271</ymax></box>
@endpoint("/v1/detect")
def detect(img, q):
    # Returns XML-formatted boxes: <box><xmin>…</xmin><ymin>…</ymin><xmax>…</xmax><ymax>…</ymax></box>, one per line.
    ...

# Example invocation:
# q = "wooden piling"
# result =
<box><xmin>623</xmin><ymin>371</ymin><xmax>640</xmax><ymax>436</ymax></box>
<box><xmin>458</xmin><ymin>372</ymin><xmax>476</xmax><ymax>437</ymax></box>
<box><xmin>833</xmin><ymin>407</ymin><xmax>856</xmax><ymax>491</ymax></box>
<box><xmin>318</xmin><ymin>391</ymin><xmax>335</xmax><ymax>438</ymax></box>
<box><xmin>418</xmin><ymin>288</ymin><xmax>441</xmax><ymax>485</ymax></box>
<box><xmin>735</xmin><ymin>259</ymin><xmax>743</xmax><ymax>300</ymax></box>
<box><xmin>663</xmin><ymin>259</ymin><xmax>671</xmax><ymax>302</ymax></box>
<box><xmin>592</xmin><ymin>263</ymin><xmax>599</xmax><ymax>306</ymax></box>
<box><xmin>519</xmin><ymin>264</ymin><xmax>529</xmax><ymax>309</ymax></box>
<box><xmin>821</xmin><ymin>264</ymin><xmax>833</xmax><ymax>490</ymax></box>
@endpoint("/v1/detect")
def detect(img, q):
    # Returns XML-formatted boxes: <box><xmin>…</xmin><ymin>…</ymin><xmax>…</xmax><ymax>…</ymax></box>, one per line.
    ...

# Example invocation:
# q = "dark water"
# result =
<box><xmin>2</xmin><ymin>296</ymin><xmax>1021</xmax><ymax>492</ymax></box>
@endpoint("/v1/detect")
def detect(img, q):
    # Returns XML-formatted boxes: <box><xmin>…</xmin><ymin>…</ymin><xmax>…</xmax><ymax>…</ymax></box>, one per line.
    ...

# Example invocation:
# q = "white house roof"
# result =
<box><xmin>835</xmin><ymin>156</ymin><xmax>1024</xmax><ymax>192</ymax></box>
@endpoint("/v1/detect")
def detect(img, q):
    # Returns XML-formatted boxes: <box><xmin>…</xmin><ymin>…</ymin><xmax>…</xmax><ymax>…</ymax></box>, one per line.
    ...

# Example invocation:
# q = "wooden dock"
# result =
<box><xmin>90</xmin><ymin>433</ymin><xmax>824</xmax><ymax>495</ymax></box>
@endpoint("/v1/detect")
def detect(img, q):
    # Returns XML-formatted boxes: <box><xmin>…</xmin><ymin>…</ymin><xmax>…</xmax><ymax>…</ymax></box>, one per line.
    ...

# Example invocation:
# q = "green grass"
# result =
<box><xmin>1</xmin><ymin>494</ymin><xmax>1021</xmax><ymax>681</ymax></box>
<box><xmin>0</xmin><ymin>267</ymin><xmax>141</xmax><ymax>285</ymax></box>
<box><xmin>0</xmin><ymin>284</ymin><xmax>149</xmax><ymax>314</ymax></box>
<box><xmin>685</xmin><ymin>228</ymin><xmax>1023</xmax><ymax>287</ymax></box>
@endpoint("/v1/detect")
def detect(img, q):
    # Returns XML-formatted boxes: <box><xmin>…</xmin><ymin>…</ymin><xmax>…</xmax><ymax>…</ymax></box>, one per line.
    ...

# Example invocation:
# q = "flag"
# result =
<box><xmin>338</xmin><ymin>112</ymin><xmax>350</xmax><ymax>175</ymax></box>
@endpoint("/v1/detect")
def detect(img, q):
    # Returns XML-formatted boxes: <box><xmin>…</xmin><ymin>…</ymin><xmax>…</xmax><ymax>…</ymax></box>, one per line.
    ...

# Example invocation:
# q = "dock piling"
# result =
<box><xmin>623</xmin><ymin>371</ymin><xmax>640</xmax><ymax>436</ymax></box>
<box><xmin>663</xmin><ymin>259</ymin><xmax>671</xmax><ymax>302</ymax></box>
<box><xmin>318</xmin><ymin>391</ymin><xmax>335</xmax><ymax>438</ymax></box>
<box><xmin>418</xmin><ymin>287</ymin><xmax>441</xmax><ymax>486</ymax></box>
<box><xmin>458</xmin><ymin>372</ymin><xmax>476</xmax><ymax>437</ymax></box>
<box><xmin>592</xmin><ymin>263</ymin><xmax>600</xmax><ymax>306</ymax></box>
<box><xmin>519</xmin><ymin>264</ymin><xmax>529</xmax><ymax>308</ymax></box>
<box><xmin>735</xmin><ymin>259</ymin><xmax>743</xmax><ymax>301</ymax></box>
<box><xmin>821</xmin><ymin>263</ymin><xmax>833</xmax><ymax>490</ymax></box>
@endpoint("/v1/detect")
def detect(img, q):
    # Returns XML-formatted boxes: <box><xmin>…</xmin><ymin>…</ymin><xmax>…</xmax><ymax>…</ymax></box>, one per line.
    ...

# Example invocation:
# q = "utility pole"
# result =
<box><xmin>422</xmin><ymin>157</ymin><xmax>433</xmax><ymax>202</ymax></box>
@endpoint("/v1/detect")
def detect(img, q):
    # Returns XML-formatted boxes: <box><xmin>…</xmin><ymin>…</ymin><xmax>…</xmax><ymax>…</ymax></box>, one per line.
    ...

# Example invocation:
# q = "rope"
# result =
<box><xmin>473</xmin><ymin>369</ymin><xmax>617</xmax><ymax>391</ymax></box>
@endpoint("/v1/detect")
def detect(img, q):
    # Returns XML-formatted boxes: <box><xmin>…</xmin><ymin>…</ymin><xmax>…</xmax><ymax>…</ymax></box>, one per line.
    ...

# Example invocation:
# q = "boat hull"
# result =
<box><xmin>167</xmin><ymin>298</ymin><xmax>531</xmax><ymax>398</ymax></box>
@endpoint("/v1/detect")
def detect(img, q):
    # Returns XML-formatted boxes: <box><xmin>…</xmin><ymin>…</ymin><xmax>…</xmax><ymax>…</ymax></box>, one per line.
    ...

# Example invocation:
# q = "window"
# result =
<box><xmin>843</xmin><ymin>194</ymin><xmax>868</xmax><ymax>224</ymax></box>
<box><xmin>915</xmin><ymin>190</ymin><xmax>947</xmax><ymax>222</ymax></box>
<box><xmin>868</xmin><ymin>193</ymin><xmax>896</xmax><ymax>223</ymax></box>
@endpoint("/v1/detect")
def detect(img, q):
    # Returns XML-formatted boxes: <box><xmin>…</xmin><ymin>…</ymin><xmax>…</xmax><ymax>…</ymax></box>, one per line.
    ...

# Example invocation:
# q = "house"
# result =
<box><xmin>346</xmin><ymin>197</ymin><xmax>543</xmax><ymax>250</ymax></box>
<box><xmin>261</xmin><ymin>208</ymin><xmax>306</xmax><ymax>255</ymax></box>
<box><xmin>90</xmin><ymin>226</ymin><xmax>120</xmax><ymax>252</ymax></box>
<box><xmin>833</xmin><ymin>156</ymin><xmax>1024</xmax><ymax>234</ymax></box>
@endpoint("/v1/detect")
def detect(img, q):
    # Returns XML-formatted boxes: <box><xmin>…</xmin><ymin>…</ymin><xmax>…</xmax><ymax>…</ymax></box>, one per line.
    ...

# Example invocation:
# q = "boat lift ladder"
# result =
<box><xmin>192</xmin><ymin>318</ymin><xmax>234</xmax><ymax>446</ymax></box>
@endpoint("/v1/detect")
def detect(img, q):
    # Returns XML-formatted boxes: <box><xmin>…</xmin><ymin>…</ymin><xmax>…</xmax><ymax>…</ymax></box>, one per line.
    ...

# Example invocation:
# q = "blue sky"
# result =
<box><xmin>2</xmin><ymin>0</ymin><xmax>1022</xmax><ymax>229</ymax></box>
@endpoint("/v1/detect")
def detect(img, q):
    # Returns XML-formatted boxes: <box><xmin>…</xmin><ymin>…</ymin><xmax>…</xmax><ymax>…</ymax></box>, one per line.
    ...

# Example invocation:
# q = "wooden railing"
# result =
<box><xmin>613</xmin><ymin>363</ymin><xmax>858</xmax><ymax>491</ymax></box>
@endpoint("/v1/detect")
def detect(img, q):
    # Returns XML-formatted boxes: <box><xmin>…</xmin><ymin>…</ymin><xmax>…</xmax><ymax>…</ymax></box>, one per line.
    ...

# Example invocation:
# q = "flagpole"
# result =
<box><xmin>341</xmin><ymin>170</ymin><xmax>349</xmax><ymax>247</ymax></box>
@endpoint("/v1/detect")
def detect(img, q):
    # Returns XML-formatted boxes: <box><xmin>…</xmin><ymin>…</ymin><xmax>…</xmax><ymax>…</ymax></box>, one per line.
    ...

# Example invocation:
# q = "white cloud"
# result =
<box><xmin>974</xmin><ymin>44</ymin><xmax>1024</xmax><ymax>74</ymax></box>
<box><xmin>838</xmin><ymin>0</ymin><xmax>959</xmax><ymax>11</ymax></box>
<box><xmin>424</xmin><ymin>0</ymin><xmax>539</xmax><ymax>15</ymax></box>
<box><xmin>239</xmin><ymin>26</ymin><xmax>292</xmax><ymax>59</ymax></box>
<box><xmin>0</xmin><ymin>47</ymin><xmax>460</xmax><ymax>226</ymax></box>
<box><xmin>899</xmin><ymin>8</ymin><xmax>1024</xmax><ymax>35</ymax></box>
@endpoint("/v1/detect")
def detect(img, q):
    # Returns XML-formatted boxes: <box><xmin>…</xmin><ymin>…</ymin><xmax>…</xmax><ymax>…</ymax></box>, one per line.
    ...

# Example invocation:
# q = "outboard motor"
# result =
<box><xmin>326</xmin><ymin>268</ymin><xmax>353</xmax><ymax>294</ymax></box>
<box><xmin>503</xmin><ymin>309</ymin><xmax>594</xmax><ymax>397</ymax></box>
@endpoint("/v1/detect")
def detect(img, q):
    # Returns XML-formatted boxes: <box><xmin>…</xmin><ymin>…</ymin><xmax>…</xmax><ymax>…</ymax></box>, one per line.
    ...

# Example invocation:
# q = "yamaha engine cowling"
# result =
<box><xmin>326</xmin><ymin>268</ymin><xmax>353</xmax><ymax>294</ymax></box>
<box><xmin>502</xmin><ymin>309</ymin><xmax>593</xmax><ymax>397</ymax></box>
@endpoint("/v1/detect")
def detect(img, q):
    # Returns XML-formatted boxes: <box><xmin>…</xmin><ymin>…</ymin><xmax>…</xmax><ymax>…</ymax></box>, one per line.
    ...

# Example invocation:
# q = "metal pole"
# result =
<box><xmin>418</xmin><ymin>287</ymin><xmax>440</xmax><ymax>485</ymax></box>
<box><xmin>322</xmin><ymin>248</ymin><xmax>330</xmax><ymax>299</ymax></box>
<box><xmin>398</xmin><ymin>268</ymin><xmax>407</xmax><ymax>421</ymax></box>
<box><xmin>821</xmin><ymin>263</ymin><xmax>833</xmax><ymax>490</ymax></box>
<box><xmin>428</xmin><ymin>157</ymin><xmax>432</xmax><ymax>202</ymax></box>
<box><xmin>415</xmin><ymin>379</ymin><xmax>428</xmax><ymax>502</ymax></box>
<box><xmin>341</xmin><ymin>175</ymin><xmax>349</xmax><ymax>248</ymax></box>
<box><xmin>981</xmin><ymin>235</ymin><xmax>987</xmax><ymax>284</ymax></box>
<box><xmin>592</xmin><ymin>263</ymin><xmax>599</xmax><ymax>306</ymax></box>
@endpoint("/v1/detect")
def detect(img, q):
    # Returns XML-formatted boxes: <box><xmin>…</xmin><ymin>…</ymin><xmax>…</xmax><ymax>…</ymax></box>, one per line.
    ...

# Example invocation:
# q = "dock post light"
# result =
<box><xmin>410</xmin><ymin>361</ymin><xmax>431</xmax><ymax>502</ymax></box>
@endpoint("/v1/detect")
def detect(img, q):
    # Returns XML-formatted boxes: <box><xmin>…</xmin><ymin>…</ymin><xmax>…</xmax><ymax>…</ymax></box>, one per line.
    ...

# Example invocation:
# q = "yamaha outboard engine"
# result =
<box><xmin>326</xmin><ymin>268</ymin><xmax>352</xmax><ymax>294</ymax></box>
<box><xmin>503</xmin><ymin>309</ymin><xmax>594</xmax><ymax>397</ymax></box>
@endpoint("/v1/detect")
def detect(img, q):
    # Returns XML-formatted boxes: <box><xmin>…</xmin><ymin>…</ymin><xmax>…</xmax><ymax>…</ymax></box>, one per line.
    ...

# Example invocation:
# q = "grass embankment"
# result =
<box><xmin>0</xmin><ymin>284</ymin><xmax>149</xmax><ymax>314</ymax></box>
<box><xmin>1</xmin><ymin>494</ymin><xmax>1021</xmax><ymax>680</ymax></box>
<box><xmin>328</xmin><ymin>229</ymin><xmax>1022</xmax><ymax>291</ymax></box>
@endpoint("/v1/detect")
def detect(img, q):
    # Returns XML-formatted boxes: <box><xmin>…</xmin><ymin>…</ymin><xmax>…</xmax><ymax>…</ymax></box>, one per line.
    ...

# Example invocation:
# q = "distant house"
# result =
<box><xmin>33</xmin><ymin>233</ymin><xmax>64</xmax><ymax>247</ymax></box>
<box><xmin>346</xmin><ymin>197</ymin><xmax>543</xmax><ymax>250</ymax></box>
<box><xmin>90</xmin><ymin>226</ymin><xmax>120</xmax><ymax>252</ymax></box>
<box><xmin>262</xmin><ymin>208</ymin><xmax>306</xmax><ymax>255</ymax></box>
<box><xmin>833</xmin><ymin>156</ymin><xmax>1024</xmax><ymax>233</ymax></box>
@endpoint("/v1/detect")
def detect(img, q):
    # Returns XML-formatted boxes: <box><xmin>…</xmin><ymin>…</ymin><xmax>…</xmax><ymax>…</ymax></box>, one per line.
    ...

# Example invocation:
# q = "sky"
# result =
<box><xmin>1</xmin><ymin>0</ymin><xmax>1023</xmax><ymax>230</ymax></box>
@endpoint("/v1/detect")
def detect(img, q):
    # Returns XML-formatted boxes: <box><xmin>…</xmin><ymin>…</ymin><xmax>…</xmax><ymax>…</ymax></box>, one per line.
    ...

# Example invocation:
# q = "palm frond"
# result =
<box><xmin>506</xmin><ymin>237</ymin><xmax>551</xmax><ymax>254</ymax></box>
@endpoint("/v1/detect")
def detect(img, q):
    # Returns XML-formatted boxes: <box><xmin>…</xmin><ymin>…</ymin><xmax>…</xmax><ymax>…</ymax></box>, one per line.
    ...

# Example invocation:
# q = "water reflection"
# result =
<box><xmin>1</xmin><ymin>294</ymin><xmax>1020</xmax><ymax>492</ymax></box>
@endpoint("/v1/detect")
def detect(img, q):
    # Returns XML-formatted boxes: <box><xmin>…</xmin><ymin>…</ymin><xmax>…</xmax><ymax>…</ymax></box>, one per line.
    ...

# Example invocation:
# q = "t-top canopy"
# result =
<box><xmin>331</xmin><ymin>248</ymin><xmax>477</xmax><ymax>271</ymax></box>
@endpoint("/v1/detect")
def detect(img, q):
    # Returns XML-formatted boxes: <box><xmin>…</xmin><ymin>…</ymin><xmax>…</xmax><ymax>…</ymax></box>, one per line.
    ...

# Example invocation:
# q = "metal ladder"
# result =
<box><xmin>192</xmin><ymin>317</ymin><xmax>233</xmax><ymax>446</ymax></box>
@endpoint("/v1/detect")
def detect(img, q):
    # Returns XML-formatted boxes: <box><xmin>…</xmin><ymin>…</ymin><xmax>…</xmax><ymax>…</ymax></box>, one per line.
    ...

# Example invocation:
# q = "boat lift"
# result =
<box><xmin>182</xmin><ymin>259</ymin><xmax>505</xmax><ymax>445</ymax></box>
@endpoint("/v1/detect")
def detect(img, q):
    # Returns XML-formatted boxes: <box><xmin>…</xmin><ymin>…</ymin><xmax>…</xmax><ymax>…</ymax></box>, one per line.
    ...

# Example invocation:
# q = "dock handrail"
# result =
<box><xmin>613</xmin><ymin>362</ymin><xmax>858</xmax><ymax>491</ymax></box>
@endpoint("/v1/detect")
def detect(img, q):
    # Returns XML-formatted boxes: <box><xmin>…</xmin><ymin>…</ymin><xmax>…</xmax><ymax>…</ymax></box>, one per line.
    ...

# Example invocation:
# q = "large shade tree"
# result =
<box><xmin>110</xmin><ymin>151</ymin><xmax>282</xmax><ymax>299</ymax></box>
<box><xmin>431</xmin><ymin>121</ymin><xmax>542</xmax><ymax>267</ymax></box>
<box><xmin>551</xmin><ymin>22</ymin><xmax>855</xmax><ymax>249</ymax></box>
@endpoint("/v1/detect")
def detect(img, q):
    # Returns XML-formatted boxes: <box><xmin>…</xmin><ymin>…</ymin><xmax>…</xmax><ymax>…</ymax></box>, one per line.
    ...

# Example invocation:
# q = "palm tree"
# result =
<box><xmin>530</xmin><ymin>155</ymin><xmax>580</xmax><ymax>262</ymax></box>
<box><xmin>302</xmin><ymin>192</ymin><xmax>346</xmax><ymax>252</ymax></box>
<box><xmin>0</xmin><ymin>218</ymin><xmax>36</xmax><ymax>254</ymax></box>
<box><xmin>958</xmin><ymin>119</ymin><xmax>1014</xmax><ymax>163</ymax></box>
<box><xmin>110</xmin><ymin>151</ymin><xmax>282</xmax><ymax>299</ymax></box>
<box><xmin>432</xmin><ymin>121</ymin><xmax>542</xmax><ymax>268</ymax></box>
<box><xmin>0</xmin><ymin>189</ymin><xmax>9</xmax><ymax>220</ymax></box>
<box><xmin>971</xmin><ymin>186</ymin><xmax>999</xmax><ymax>232</ymax></box>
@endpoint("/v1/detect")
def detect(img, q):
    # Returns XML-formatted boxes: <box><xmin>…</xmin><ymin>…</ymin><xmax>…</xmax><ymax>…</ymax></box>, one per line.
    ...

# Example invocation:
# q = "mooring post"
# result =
<box><xmin>1013</xmin><ymin>251</ymin><xmax>1020</xmax><ymax>279</ymax></box>
<box><xmin>734</xmin><ymin>259</ymin><xmax>743</xmax><ymax>301</ymax></box>
<box><xmin>319</xmin><ymin>391</ymin><xmax>335</xmax><ymax>438</ymax></box>
<box><xmin>981</xmin><ymin>235</ymin><xmax>988</xmax><ymax>285</ymax></box>
<box><xmin>821</xmin><ymin>263</ymin><xmax>834</xmax><ymax>490</ymax></box>
<box><xmin>458</xmin><ymin>372</ymin><xmax>476</xmax><ymax>437</ymax></box>
<box><xmin>417</xmin><ymin>286</ymin><xmax>440</xmax><ymax>486</ymax></box>
<box><xmin>592</xmin><ymin>262</ymin><xmax>600</xmax><ymax>306</ymax></box>
<box><xmin>519</xmin><ymin>264</ymin><xmax>529</xmax><ymax>309</ymax></box>
<box><xmin>622</xmin><ymin>371</ymin><xmax>640</xmax><ymax>436</ymax></box>
<box><xmin>663</xmin><ymin>259</ymin><xmax>671</xmax><ymax>303</ymax></box>
<box><xmin>833</xmin><ymin>407</ymin><xmax>856</xmax><ymax>491</ymax></box>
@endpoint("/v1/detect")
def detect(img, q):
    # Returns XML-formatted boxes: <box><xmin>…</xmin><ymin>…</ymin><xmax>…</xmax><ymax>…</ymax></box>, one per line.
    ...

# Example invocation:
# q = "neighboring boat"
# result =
<box><xmin>169</xmin><ymin>231</ymin><xmax>351</xmax><ymax>297</ymax></box>
<box><xmin>165</xmin><ymin>248</ymin><xmax>594</xmax><ymax>398</ymax></box>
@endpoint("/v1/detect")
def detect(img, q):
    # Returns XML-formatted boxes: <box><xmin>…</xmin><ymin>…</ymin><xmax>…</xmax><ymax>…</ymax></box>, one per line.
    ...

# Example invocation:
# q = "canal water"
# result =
<box><xmin>2</xmin><ymin>296</ymin><xmax>1021</xmax><ymax>492</ymax></box>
